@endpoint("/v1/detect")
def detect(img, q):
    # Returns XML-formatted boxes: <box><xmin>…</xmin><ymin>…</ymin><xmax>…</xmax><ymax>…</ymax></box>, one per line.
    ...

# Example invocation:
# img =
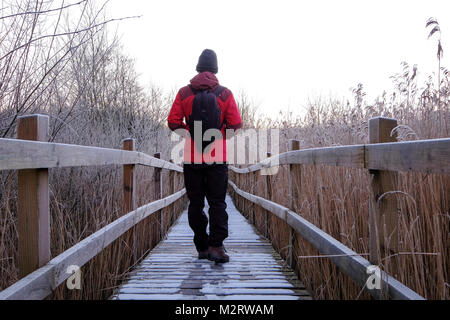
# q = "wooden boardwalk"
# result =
<box><xmin>1</xmin><ymin>115</ymin><xmax>439</xmax><ymax>300</ymax></box>
<box><xmin>111</xmin><ymin>195</ymin><xmax>312</xmax><ymax>300</ymax></box>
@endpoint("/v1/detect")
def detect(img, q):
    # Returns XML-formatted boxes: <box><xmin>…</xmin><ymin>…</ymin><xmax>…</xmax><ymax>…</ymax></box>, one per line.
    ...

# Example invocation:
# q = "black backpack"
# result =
<box><xmin>187</xmin><ymin>85</ymin><xmax>225</xmax><ymax>153</ymax></box>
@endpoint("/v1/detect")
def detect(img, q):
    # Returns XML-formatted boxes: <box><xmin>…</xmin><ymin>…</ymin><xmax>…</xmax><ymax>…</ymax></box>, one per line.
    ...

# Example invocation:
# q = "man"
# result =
<box><xmin>168</xmin><ymin>49</ymin><xmax>242</xmax><ymax>263</ymax></box>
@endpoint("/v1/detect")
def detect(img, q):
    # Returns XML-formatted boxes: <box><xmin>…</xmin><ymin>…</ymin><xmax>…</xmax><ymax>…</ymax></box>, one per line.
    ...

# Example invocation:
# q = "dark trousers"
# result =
<box><xmin>183</xmin><ymin>163</ymin><xmax>228</xmax><ymax>251</ymax></box>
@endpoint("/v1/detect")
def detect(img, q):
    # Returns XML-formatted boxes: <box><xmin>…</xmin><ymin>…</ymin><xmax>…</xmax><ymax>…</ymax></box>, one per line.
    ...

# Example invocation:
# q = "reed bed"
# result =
<box><xmin>0</xmin><ymin>132</ymin><xmax>187</xmax><ymax>300</ymax></box>
<box><xmin>230</xmin><ymin>73</ymin><xmax>449</xmax><ymax>299</ymax></box>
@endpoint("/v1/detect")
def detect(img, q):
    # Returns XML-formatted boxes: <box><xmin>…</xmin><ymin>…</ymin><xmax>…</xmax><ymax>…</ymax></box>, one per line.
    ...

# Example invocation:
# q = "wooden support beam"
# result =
<box><xmin>17</xmin><ymin>115</ymin><xmax>50</xmax><ymax>278</ymax></box>
<box><xmin>169</xmin><ymin>160</ymin><xmax>175</xmax><ymax>225</ymax></box>
<box><xmin>241</xmin><ymin>172</ymin><xmax>246</xmax><ymax>217</ymax></box>
<box><xmin>288</xmin><ymin>140</ymin><xmax>301</xmax><ymax>211</ymax></box>
<box><xmin>368</xmin><ymin>117</ymin><xmax>399</xmax><ymax>264</ymax></box>
<box><xmin>238</xmin><ymin>168</ymin><xmax>243</xmax><ymax>212</ymax></box>
<box><xmin>154</xmin><ymin>153</ymin><xmax>162</xmax><ymax>239</ymax></box>
<box><xmin>123</xmin><ymin>138</ymin><xmax>137</xmax><ymax>262</ymax></box>
<box><xmin>288</xmin><ymin>140</ymin><xmax>301</xmax><ymax>269</ymax></box>
<box><xmin>265</xmin><ymin>152</ymin><xmax>272</xmax><ymax>238</ymax></box>
<box><xmin>251</xmin><ymin>171</ymin><xmax>256</xmax><ymax>224</ymax></box>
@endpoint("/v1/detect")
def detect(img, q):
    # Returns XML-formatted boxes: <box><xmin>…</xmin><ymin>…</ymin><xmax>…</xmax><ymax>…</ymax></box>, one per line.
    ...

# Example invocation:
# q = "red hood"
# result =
<box><xmin>190</xmin><ymin>72</ymin><xmax>219</xmax><ymax>90</ymax></box>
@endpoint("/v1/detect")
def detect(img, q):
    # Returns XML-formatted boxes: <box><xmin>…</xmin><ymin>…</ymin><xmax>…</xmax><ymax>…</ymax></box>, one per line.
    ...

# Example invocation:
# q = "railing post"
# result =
<box><xmin>265</xmin><ymin>152</ymin><xmax>272</xmax><ymax>238</ymax></box>
<box><xmin>154</xmin><ymin>153</ymin><xmax>163</xmax><ymax>239</ymax></box>
<box><xmin>288</xmin><ymin>140</ymin><xmax>301</xmax><ymax>269</ymax></box>
<box><xmin>238</xmin><ymin>168</ymin><xmax>242</xmax><ymax>211</ymax></box>
<box><xmin>368</xmin><ymin>117</ymin><xmax>399</xmax><ymax>264</ymax></box>
<box><xmin>17</xmin><ymin>114</ymin><xmax>50</xmax><ymax>278</ymax></box>
<box><xmin>251</xmin><ymin>171</ymin><xmax>256</xmax><ymax>224</ymax></box>
<box><xmin>169</xmin><ymin>160</ymin><xmax>175</xmax><ymax>225</ymax></box>
<box><xmin>241</xmin><ymin>171</ymin><xmax>244</xmax><ymax>212</ymax></box>
<box><xmin>241</xmin><ymin>169</ymin><xmax>246</xmax><ymax>217</ymax></box>
<box><xmin>123</xmin><ymin>138</ymin><xmax>137</xmax><ymax>263</ymax></box>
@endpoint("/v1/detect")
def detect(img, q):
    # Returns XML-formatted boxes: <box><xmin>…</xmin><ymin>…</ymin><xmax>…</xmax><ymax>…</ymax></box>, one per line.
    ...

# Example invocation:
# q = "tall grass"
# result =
<box><xmin>0</xmin><ymin>109</ymin><xmax>187</xmax><ymax>299</ymax></box>
<box><xmin>231</xmin><ymin>63</ymin><xmax>449</xmax><ymax>299</ymax></box>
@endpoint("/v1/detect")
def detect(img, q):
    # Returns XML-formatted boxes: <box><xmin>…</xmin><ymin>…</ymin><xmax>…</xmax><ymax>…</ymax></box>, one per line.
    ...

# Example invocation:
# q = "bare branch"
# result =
<box><xmin>0</xmin><ymin>0</ymin><xmax>88</xmax><ymax>20</ymax></box>
<box><xmin>427</xmin><ymin>25</ymin><xmax>441</xmax><ymax>39</ymax></box>
<box><xmin>0</xmin><ymin>15</ymin><xmax>142</xmax><ymax>62</ymax></box>
<box><xmin>425</xmin><ymin>17</ymin><xmax>438</xmax><ymax>28</ymax></box>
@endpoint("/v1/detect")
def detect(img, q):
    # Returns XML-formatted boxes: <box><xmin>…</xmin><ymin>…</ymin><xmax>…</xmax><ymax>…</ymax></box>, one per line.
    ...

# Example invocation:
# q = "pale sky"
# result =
<box><xmin>107</xmin><ymin>0</ymin><xmax>449</xmax><ymax>118</ymax></box>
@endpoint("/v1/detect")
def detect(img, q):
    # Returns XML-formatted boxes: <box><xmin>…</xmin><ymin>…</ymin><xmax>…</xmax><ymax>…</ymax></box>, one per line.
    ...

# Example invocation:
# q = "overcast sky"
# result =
<box><xmin>107</xmin><ymin>0</ymin><xmax>449</xmax><ymax>117</ymax></box>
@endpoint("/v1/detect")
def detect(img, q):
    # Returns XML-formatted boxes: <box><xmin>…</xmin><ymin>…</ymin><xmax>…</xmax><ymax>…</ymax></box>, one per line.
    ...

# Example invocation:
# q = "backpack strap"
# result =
<box><xmin>214</xmin><ymin>85</ymin><xmax>232</xmax><ymax>102</ymax></box>
<box><xmin>179</xmin><ymin>86</ymin><xmax>194</xmax><ymax>100</ymax></box>
<box><xmin>181</xmin><ymin>84</ymin><xmax>229</xmax><ymax>101</ymax></box>
<box><xmin>212</xmin><ymin>85</ymin><xmax>225</xmax><ymax>96</ymax></box>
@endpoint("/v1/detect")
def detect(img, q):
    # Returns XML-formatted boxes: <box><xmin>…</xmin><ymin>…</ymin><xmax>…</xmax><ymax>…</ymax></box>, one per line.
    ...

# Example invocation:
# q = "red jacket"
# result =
<box><xmin>168</xmin><ymin>72</ymin><xmax>242</xmax><ymax>164</ymax></box>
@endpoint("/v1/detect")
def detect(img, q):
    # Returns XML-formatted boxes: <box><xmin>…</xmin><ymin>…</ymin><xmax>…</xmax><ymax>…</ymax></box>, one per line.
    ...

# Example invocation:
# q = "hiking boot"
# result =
<box><xmin>198</xmin><ymin>250</ymin><xmax>209</xmax><ymax>260</ymax></box>
<box><xmin>208</xmin><ymin>246</ymin><xmax>229</xmax><ymax>263</ymax></box>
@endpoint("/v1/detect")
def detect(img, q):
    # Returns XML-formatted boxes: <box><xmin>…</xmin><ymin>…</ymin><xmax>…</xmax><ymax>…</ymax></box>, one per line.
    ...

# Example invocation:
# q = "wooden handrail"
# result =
<box><xmin>229</xmin><ymin>138</ymin><xmax>450</xmax><ymax>175</ymax></box>
<box><xmin>228</xmin><ymin>117</ymin><xmax>449</xmax><ymax>300</ymax></box>
<box><xmin>3</xmin><ymin>128</ymin><xmax>447</xmax><ymax>175</ymax></box>
<box><xmin>0</xmin><ymin>138</ymin><xmax>183</xmax><ymax>172</ymax></box>
<box><xmin>0</xmin><ymin>189</ymin><xmax>186</xmax><ymax>300</ymax></box>
<box><xmin>228</xmin><ymin>181</ymin><xmax>424</xmax><ymax>300</ymax></box>
<box><xmin>365</xmin><ymin>138</ymin><xmax>449</xmax><ymax>174</ymax></box>
<box><xmin>0</xmin><ymin>114</ymin><xmax>187</xmax><ymax>300</ymax></box>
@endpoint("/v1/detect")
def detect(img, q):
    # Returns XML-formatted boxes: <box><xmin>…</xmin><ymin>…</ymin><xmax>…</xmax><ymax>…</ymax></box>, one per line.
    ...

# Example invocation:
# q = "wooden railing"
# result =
<box><xmin>0</xmin><ymin>114</ymin><xmax>187</xmax><ymax>300</ymax></box>
<box><xmin>228</xmin><ymin>116</ymin><xmax>450</xmax><ymax>300</ymax></box>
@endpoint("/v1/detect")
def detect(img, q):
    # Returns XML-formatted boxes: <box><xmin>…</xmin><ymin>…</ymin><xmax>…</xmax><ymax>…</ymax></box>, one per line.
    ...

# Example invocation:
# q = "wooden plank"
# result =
<box><xmin>125</xmin><ymin>275</ymin><xmax>294</xmax><ymax>281</ymax></box>
<box><xmin>128</xmin><ymin>272</ymin><xmax>297</xmax><ymax>277</ymax></box>
<box><xmin>114</xmin><ymin>293</ymin><xmax>304</xmax><ymax>300</ymax></box>
<box><xmin>17</xmin><ymin>115</ymin><xmax>50</xmax><ymax>278</ymax></box>
<box><xmin>139</xmin><ymin>258</ymin><xmax>286</xmax><ymax>263</ymax></box>
<box><xmin>137</xmin><ymin>261</ymin><xmax>287</xmax><ymax>266</ymax></box>
<box><xmin>228</xmin><ymin>181</ymin><xmax>424</xmax><ymax>300</ymax></box>
<box><xmin>123</xmin><ymin>279</ymin><xmax>302</xmax><ymax>284</ymax></box>
<box><xmin>0</xmin><ymin>138</ymin><xmax>183</xmax><ymax>172</ymax></box>
<box><xmin>133</xmin><ymin>265</ymin><xmax>290</xmax><ymax>270</ymax></box>
<box><xmin>0</xmin><ymin>189</ymin><xmax>186</xmax><ymax>300</ymax></box>
<box><xmin>116</xmin><ymin>287</ymin><xmax>309</xmax><ymax>295</ymax></box>
<box><xmin>120</xmin><ymin>281</ymin><xmax>299</xmax><ymax>289</ymax></box>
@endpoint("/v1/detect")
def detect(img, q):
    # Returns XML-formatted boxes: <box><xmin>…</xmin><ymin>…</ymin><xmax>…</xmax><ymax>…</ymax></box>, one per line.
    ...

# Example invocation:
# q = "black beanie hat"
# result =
<box><xmin>196</xmin><ymin>49</ymin><xmax>218</xmax><ymax>74</ymax></box>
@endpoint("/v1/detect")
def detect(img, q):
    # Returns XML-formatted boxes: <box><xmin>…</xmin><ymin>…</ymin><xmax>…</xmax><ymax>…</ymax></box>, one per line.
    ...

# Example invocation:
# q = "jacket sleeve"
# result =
<box><xmin>167</xmin><ymin>91</ymin><xmax>187</xmax><ymax>131</ymax></box>
<box><xmin>223</xmin><ymin>92</ymin><xmax>243</xmax><ymax>130</ymax></box>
